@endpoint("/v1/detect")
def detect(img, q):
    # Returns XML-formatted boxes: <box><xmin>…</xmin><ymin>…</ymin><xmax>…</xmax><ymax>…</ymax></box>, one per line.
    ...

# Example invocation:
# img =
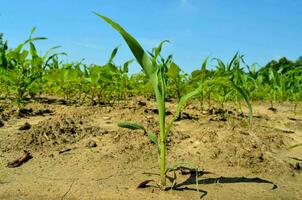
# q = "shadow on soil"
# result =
<box><xmin>143</xmin><ymin>167</ymin><xmax>278</xmax><ymax>199</ymax></box>
<box><xmin>175</xmin><ymin>176</ymin><xmax>277</xmax><ymax>199</ymax></box>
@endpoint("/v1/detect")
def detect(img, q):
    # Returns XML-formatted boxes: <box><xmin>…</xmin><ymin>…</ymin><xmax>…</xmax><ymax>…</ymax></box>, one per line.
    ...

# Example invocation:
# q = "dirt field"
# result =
<box><xmin>0</xmin><ymin>98</ymin><xmax>301</xmax><ymax>200</ymax></box>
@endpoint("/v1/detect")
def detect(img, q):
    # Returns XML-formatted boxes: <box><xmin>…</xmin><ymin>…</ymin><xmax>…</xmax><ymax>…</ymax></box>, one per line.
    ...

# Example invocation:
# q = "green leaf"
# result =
<box><xmin>200</xmin><ymin>57</ymin><xmax>209</xmax><ymax>81</ymax></box>
<box><xmin>29</xmin><ymin>42</ymin><xmax>38</xmax><ymax>58</ymax></box>
<box><xmin>167</xmin><ymin>62</ymin><xmax>180</xmax><ymax>80</ymax></box>
<box><xmin>147</xmin><ymin>131</ymin><xmax>158</xmax><ymax>145</ymax></box>
<box><xmin>230</xmin><ymin>81</ymin><xmax>253</xmax><ymax>121</ymax></box>
<box><xmin>43</xmin><ymin>46</ymin><xmax>62</xmax><ymax>59</ymax></box>
<box><xmin>118</xmin><ymin>121</ymin><xmax>146</xmax><ymax>132</ymax></box>
<box><xmin>152</xmin><ymin>40</ymin><xmax>169</xmax><ymax>66</ymax></box>
<box><xmin>94</xmin><ymin>12</ymin><xmax>154</xmax><ymax>79</ymax></box>
<box><xmin>214</xmin><ymin>58</ymin><xmax>226</xmax><ymax>72</ymax></box>
<box><xmin>123</xmin><ymin>59</ymin><xmax>134</xmax><ymax>73</ymax></box>
<box><xmin>227</xmin><ymin>52</ymin><xmax>239</xmax><ymax>71</ymax></box>
<box><xmin>30</xmin><ymin>27</ymin><xmax>37</xmax><ymax>36</ymax></box>
<box><xmin>24</xmin><ymin>37</ymin><xmax>47</xmax><ymax>44</ymax></box>
<box><xmin>14</xmin><ymin>43</ymin><xmax>25</xmax><ymax>54</ymax></box>
<box><xmin>108</xmin><ymin>46</ymin><xmax>119</xmax><ymax>64</ymax></box>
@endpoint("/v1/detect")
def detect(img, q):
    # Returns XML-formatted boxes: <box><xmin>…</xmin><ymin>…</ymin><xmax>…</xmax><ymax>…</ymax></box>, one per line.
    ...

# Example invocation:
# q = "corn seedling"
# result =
<box><xmin>0</xmin><ymin>28</ymin><xmax>65</xmax><ymax>106</ymax></box>
<box><xmin>95</xmin><ymin>13</ymin><xmax>253</xmax><ymax>187</ymax></box>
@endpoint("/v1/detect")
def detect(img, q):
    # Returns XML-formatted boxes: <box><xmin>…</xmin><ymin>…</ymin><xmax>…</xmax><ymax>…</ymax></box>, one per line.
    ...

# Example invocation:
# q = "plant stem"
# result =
<box><xmin>154</xmin><ymin>85</ymin><xmax>166</xmax><ymax>186</ymax></box>
<box><xmin>158</xmin><ymin>97</ymin><xmax>166</xmax><ymax>186</ymax></box>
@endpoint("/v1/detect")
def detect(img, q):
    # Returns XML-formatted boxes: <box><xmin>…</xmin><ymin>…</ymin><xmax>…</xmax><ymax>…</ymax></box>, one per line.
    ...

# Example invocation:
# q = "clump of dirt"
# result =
<box><xmin>178</xmin><ymin>112</ymin><xmax>199</xmax><ymax>120</ymax></box>
<box><xmin>144</xmin><ymin>108</ymin><xmax>172</xmax><ymax>115</ymax></box>
<box><xmin>16</xmin><ymin>113</ymin><xmax>105</xmax><ymax>150</ymax></box>
<box><xmin>168</xmin><ymin>130</ymin><xmax>191</xmax><ymax>145</ymax></box>
<box><xmin>207</xmin><ymin>107</ymin><xmax>235</xmax><ymax>115</ymax></box>
<box><xmin>284</xmin><ymin>120</ymin><xmax>302</xmax><ymax>132</ymax></box>
<box><xmin>19</xmin><ymin>122</ymin><xmax>31</xmax><ymax>130</ymax></box>
<box><xmin>268</xmin><ymin>107</ymin><xmax>277</xmax><ymax>112</ymax></box>
<box><xmin>114</xmin><ymin>129</ymin><xmax>156</xmax><ymax>155</ymax></box>
<box><xmin>0</xmin><ymin>105</ymin><xmax>5</xmax><ymax>127</ymax></box>
<box><xmin>203</xmin><ymin>107</ymin><xmax>245</xmax><ymax>122</ymax></box>
<box><xmin>18</xmin><ymin>107</ymin><xmax>52</xmax><ymax>118</ymax></box>
<box><xmin>205</xmin><ymin>129</ymin><xmax>293</xmax><ymax>174</ymax></box>
<box><xmin>137</xmin><ymin>100</ymin><xmax>147</xmax><ymax>106</ymax></box>
<box><xmin>18</xmin><ymin>108</ymin><xmax>34</xmax><ymax>117</ymax></box>
<box><xmin>85</xmin><ymin>139</ymin><xmax>97</xmax><ymax>148</ymax></box>
<box><xmin>0</xmin><ymin>104</ymin><xmax>53</xmax><ymax>124</ymax></box>
<box><xmin>293</xmin><ymin>162</ymin><xmax>301</xmax><ymax>171</ymax></box>
<box><xmin>0</xmin><ymin>107</ymin><xmax>14</xmax><ymax>122</ymax></box>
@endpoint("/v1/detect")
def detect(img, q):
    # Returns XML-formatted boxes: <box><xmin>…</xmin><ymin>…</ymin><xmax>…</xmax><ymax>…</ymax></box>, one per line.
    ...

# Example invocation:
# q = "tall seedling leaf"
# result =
<box><xmin>95</xmin><ymin>13</ymin><xmax>168</xmax><ymax>186</ymax></box>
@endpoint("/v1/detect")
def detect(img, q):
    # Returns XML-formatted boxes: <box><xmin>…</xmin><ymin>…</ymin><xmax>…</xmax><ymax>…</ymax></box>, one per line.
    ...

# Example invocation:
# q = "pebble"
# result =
<box><xmin>85</xmin><ymin>139</ymin><xmax>97</xmax><ymax>148</ymax></box>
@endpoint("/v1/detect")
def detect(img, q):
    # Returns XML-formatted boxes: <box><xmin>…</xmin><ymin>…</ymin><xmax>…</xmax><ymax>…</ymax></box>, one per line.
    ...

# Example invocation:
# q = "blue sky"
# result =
<box><xmin>1</xmin><ymin>0</ymin><xmax>302</xmax><ymax>73</ymax></box>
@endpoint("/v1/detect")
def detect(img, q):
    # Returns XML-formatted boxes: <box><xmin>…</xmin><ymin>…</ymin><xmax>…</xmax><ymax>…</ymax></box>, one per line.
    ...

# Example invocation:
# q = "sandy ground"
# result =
<box><xmin>0</xmin><ymin>99</ymin><xmax>301</xmax><ymax>200</ymax></box>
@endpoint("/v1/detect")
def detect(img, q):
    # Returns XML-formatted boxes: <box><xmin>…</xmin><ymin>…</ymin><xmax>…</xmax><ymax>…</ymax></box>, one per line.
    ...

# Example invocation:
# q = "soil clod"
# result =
<box><xmin>85</xmin><ymin>139</ymin><xmax>97</xmax><ymax>148</ymax></box>
<box><xmin>18</xmin><ymin>108</ymin><xmax>33</xmax><ymax>117</ymax></box>
<box><xmin>144</xmin><ymin>108</ymin><xmax>172</xmax><ymax>115</ymax></box>
<box><xmin>268</xmin><ymin>107</ymin><xmax>277</xmax><ymax>112</ymax></box>
<box><xmin>19</xmin><ymin>122</ymin><xmax>31</xmax><ymax>130</ymax></box>
<box><xmin>138</xmin><ymin>101</ymin><xmax>146</xmax><ymax>106</ymax></box>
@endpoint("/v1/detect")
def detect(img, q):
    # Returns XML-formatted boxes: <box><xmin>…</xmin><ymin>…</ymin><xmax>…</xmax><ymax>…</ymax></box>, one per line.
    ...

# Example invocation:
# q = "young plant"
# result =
<box><xmin>213</xmin><ymin>53</ymin><xmax>249</xmax><ymax>114</ymax></box>
<box><xmin>0</xmin><ymin>28</ymin><xmax>65</xmax><ymax>106</ymax></box>
<box><xmin>166</xmin><ymin>62</ymin><xmax>188</xmax><ymax>101</ymax></box>
<box><xmin>96</xmin><ymin>14</ymin><xmax>253</xmax><ymax>188</ymax></box>
<box><xmin>95</xmin><ymin>13</ymin><xmax>176</xmax><ymax>186</ymax></box>
<box><xmin>84</xmin><ymin>47</ymin><xmax>132</xmax><ymax>105</ymax></box>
